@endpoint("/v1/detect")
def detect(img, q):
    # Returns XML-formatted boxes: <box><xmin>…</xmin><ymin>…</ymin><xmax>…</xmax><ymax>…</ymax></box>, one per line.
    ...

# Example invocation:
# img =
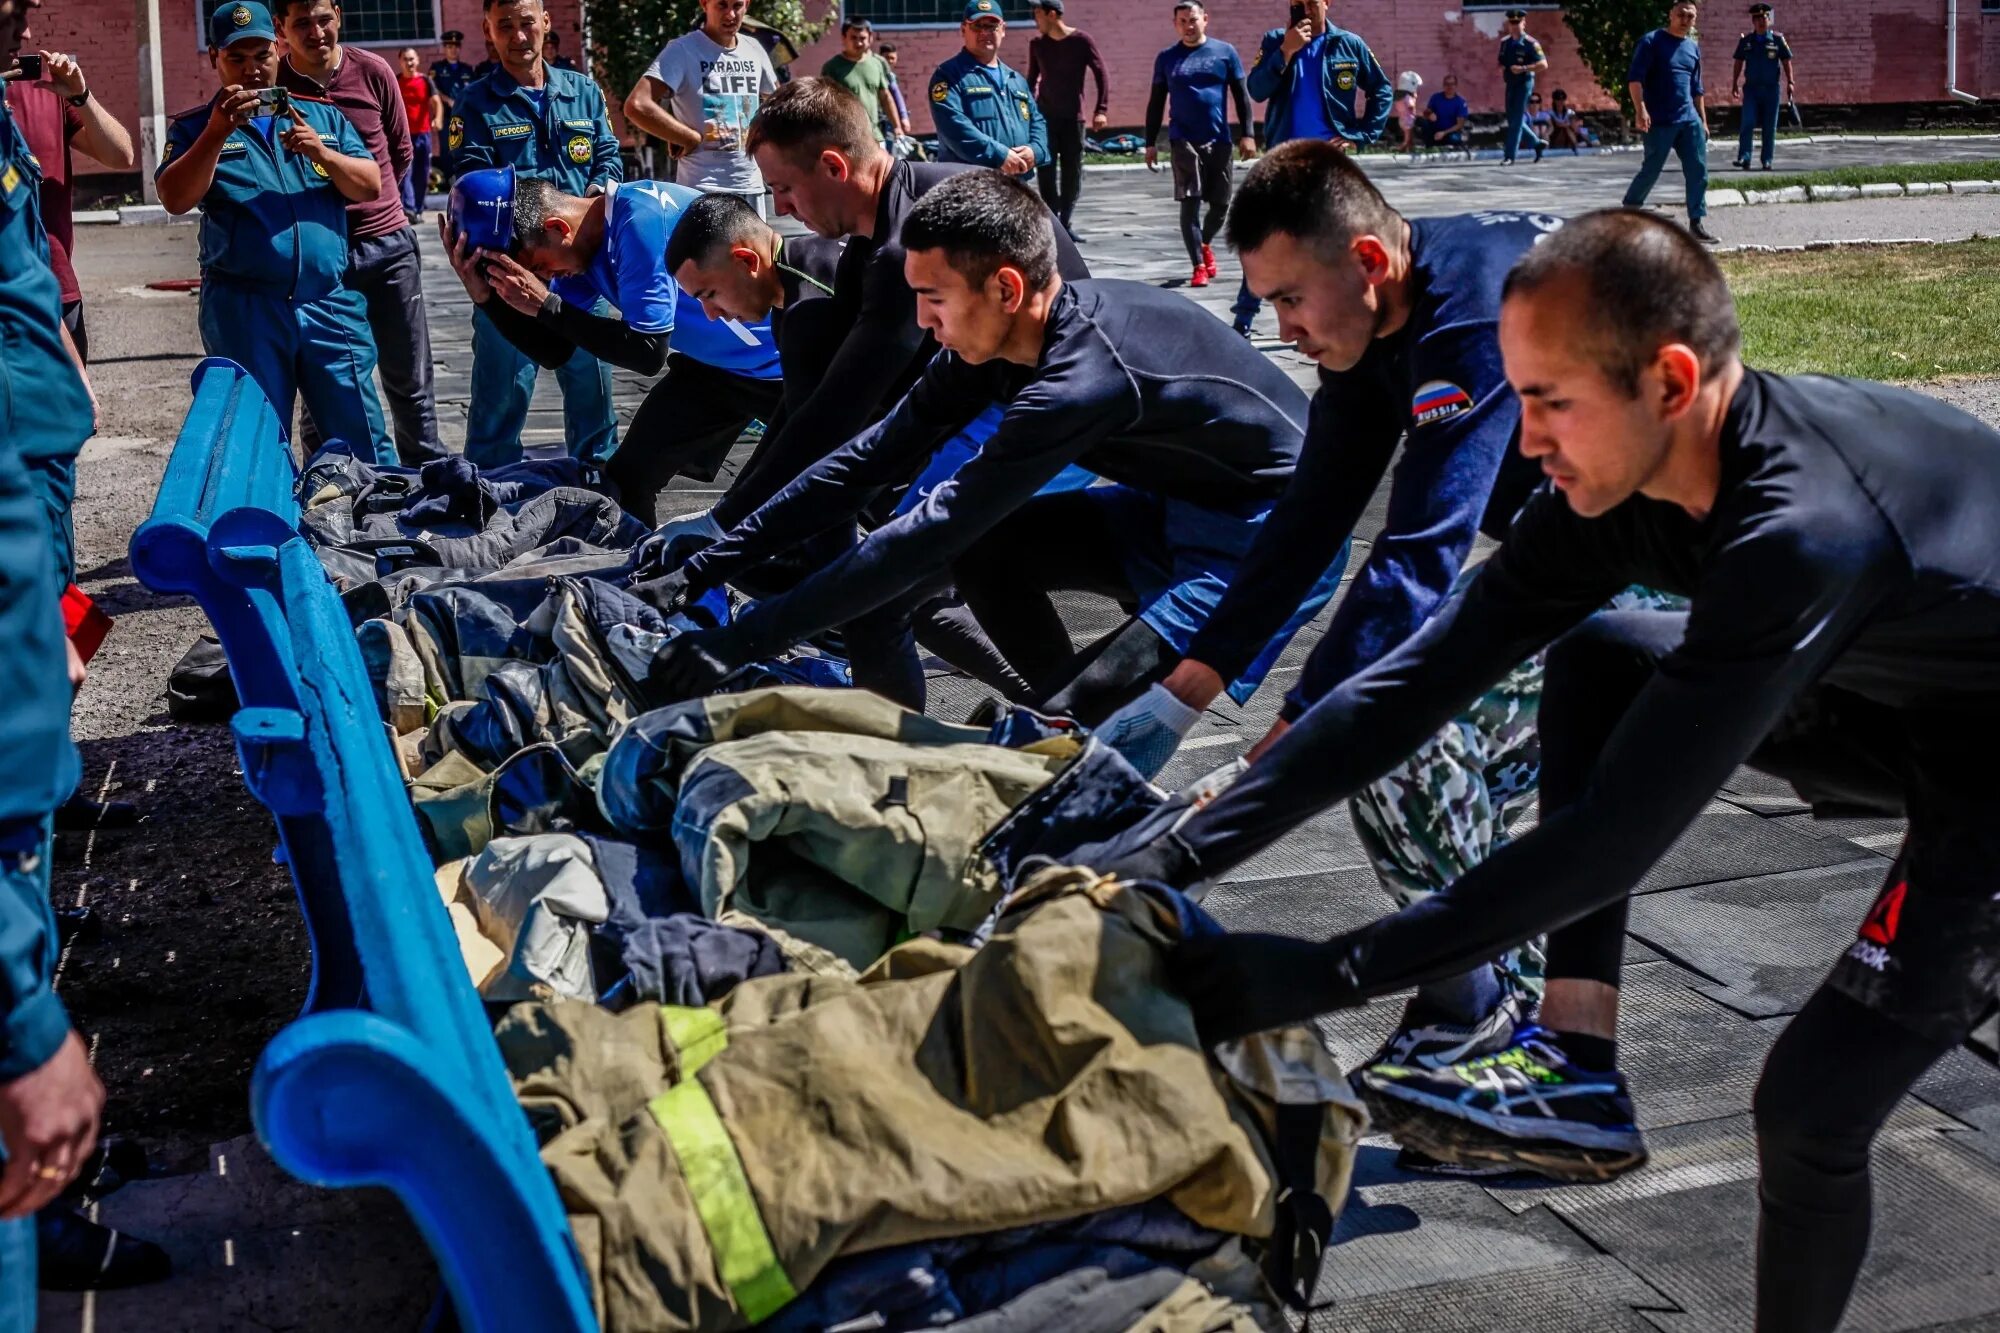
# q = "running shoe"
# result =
<box><xmin>1355</xmin><ymin>1026</ymin><xmax>1649</xmax><ymax>1183</ymax></box>
<box><xmin>1201</xmin><ymin>243</ymin><xmax>1218</xmax><ymax>278</ymax></box>
<box><xmin>1393</xmin><ymin>1145</ymin><xmax>1522</xmax><ymax>1179</ymax></box>
<box><xmin>1358</xmin><ymin>991</ymin><xmax>1527</xmax><ymax>1073</ymax></box>
<box><xmin>1190</xmin><ymin>264</ymin><xmax>1210</xmax><ymax>288</ymax></box>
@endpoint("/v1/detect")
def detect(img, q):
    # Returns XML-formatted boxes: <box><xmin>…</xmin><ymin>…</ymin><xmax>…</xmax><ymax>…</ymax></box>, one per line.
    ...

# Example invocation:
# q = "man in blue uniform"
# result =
<box><xmin>449</xmin><ymin>0</ymin><xmax>622</xmax><ymax>467</ymax></box>
<box><xmin>646</xmin><ymin>171</ymin><xmax>1332</xmax><ymax>722</ymax></box>
<box><xmin>442</xmin><ymin>167</ymin><xmax>786</xmax><ymax>526</ymax></box>
<box><xmin>1234</xmin><ymin>0</ymin><xmax>1388</xmax><ymax>335</ymax></box>
<box><xmin>156</xmin><ymin>1</ymin><xmax>390</xmax><ymax>459</ymax></box>
<box><xmin>429</xmin><ymin>31</ymin><xmax>474</xmax><ymax>176</ymax></box>
<box><xmin>929</xmin><ymin>0</ymin><xmax>1046</xmax><ymax>178</ymax></box>
<box><xmin>1624</xmin><ymin>0</ymin><xmax>1716</xmax><ymax>243</ymax></box>
<box><xmin>1497</xmin><ymin>8</ymin><xmax>1547</xmax><ymax>165</ymax></box>
<box><xmin>1731</xmin><ymin>4</ymin><xmax>1795</xmax><ymax>171</ymax></box>
<box><xmin>0</xmin><ymin>2</ymin><xmax>105</xmax><ymax>1318</ymax></box>
<box><xmin>1082</xmin><ymin>208</ymin><xmax>2000</xmax><ymax>1333</ymax></box>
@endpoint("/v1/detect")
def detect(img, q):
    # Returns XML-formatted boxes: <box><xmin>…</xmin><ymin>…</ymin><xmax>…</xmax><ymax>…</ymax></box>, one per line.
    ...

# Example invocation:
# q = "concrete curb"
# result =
<box><xmin>1711</xmin><ymin>178</ymin><xmax>2000</xmax><ymax>207</ymax></box>
<box><xmin>1718</xmin><ymin>236</ymin><xmax>1939</xmax><ymax>254</ymax></box>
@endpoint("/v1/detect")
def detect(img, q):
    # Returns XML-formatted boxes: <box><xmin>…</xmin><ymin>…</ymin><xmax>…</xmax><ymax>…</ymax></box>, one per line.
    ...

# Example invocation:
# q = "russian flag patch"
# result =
<box><xmin>1412</xmin><ymin>380</ymin><xmax>1473</xmax><ymax>426</ymax></box>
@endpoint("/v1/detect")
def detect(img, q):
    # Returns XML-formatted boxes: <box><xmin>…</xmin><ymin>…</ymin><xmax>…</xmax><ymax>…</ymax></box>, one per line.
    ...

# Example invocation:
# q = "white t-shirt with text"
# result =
<box><xmin>642</xmin><ymin>29</ymin><xmax>778</xmax><ymax>201</ymax></box>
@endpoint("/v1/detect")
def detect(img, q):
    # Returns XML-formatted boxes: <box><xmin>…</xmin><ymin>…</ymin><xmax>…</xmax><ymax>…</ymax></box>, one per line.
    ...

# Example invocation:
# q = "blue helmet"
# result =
<box><xmin>448</xmin><ymin>167</ymin><xmax>516</xmax><ymax>253</ymax></box>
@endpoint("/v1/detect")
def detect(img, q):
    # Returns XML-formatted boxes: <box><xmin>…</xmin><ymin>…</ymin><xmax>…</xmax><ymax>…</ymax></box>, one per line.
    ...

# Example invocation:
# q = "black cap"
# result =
<box><xmin>1034</xmin><ymin>0</ymin><xmax>1063</xmax><ymax>12</ymax></box>
<box><xmin>1748</xmin><ymin>3</ymin><xmax>1772</xmax><ymax>12</ymax></box>
<box><xmin>441</xmin><ymin>29</ymin><xmax>463</xmax><ymax>42</ymax></box>
<box><xmin>1504</xmin><ymin>7</ymin><xmax>1527</xmax><ymax>17</ymax></box>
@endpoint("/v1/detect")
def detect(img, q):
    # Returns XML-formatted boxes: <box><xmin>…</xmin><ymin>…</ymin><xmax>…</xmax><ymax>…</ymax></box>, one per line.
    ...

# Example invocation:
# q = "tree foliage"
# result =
<box><xmin>583</xmin><ymin>0</ymin><xmax>836</xmax><ymax>106</ymax></box>
<box><xmin>1562</xmin><ymin>0</ymin><xmax>1663</xmax><ymax>118</ymax></box>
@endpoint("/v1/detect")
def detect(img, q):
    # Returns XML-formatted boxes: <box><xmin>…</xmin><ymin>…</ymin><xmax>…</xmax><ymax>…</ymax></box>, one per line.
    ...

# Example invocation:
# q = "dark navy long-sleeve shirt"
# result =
<box><xmin>1159</xmin><ymin>369</ymin><xmax>2000</xmax><ymax>1003</ymax></box>
<box><xmin>1185</xmin><ymin>211</ymin><xmax>1555</xmax><ymax>717</ymax></box>
<box><xmin>711</xmin><ymin>160</ymin><xmax>1087</xmax><ymax>529</ymax></box>
<box><xmin>688</xmin><ymin>278</ymin><xmax>1309</xmax><ymax>659</ymax></box>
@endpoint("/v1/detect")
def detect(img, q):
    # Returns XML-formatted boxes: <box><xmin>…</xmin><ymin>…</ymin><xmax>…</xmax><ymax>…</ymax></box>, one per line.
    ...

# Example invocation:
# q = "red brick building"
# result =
<box><xmin>31</xmin><ymin>0</ymin><xmax>2000</xmax><ymax>180</ymax></box>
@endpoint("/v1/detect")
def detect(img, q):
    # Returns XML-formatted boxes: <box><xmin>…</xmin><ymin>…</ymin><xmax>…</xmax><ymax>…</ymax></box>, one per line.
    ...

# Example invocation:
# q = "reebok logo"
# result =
<box><xmin>1859</xmin><ymin>880</ymin><xmax>1905</xmax><ymax>946</ymax></box>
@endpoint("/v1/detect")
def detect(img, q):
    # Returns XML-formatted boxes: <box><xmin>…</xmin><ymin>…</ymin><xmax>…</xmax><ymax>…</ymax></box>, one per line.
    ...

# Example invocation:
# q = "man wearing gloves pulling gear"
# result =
<box><xmin>440</xmin><ymin>166</ymin><xmax>793</xmax><ymax>526</ymax></box>
<box><xmin>1079</xmin><ymin>209</ymin><xmax>2000</xmax><ymax>1333</ymax></box>
<box><xmin>642</xmin><ymin>169</ymin><xmax>1338</xmax><ymax>719</ymax></box>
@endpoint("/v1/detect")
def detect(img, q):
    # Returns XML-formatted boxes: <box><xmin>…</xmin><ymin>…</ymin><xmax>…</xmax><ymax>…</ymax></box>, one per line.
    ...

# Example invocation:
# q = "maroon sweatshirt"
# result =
<box><xmin>1027</xmin><ymin>29</ymin><xmax>1109</xmax><ymax>120</ymax></box>
<box><xmin>278</xmin><ymin>45</ymin><xmax>412</xmax><ymax>242</ymax></box>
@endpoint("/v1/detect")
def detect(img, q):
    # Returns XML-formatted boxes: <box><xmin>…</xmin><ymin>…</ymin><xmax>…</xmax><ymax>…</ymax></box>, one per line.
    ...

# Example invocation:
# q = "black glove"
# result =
<box><xmin>1168</xmin><ymin>931</ymin><xmax>1363</xmax><ymax>1046</ymax></box>
<box><xmin>646</xmin><ymin>626</ymin><xmax>740</xmax><ymax>702</ymax></box>
<box><xmin>630</xmin><ymin>567</ymin><xmax>693</xmax><ymax>617</ymax></box>
<box><xmin>1063</xmin><ymin>796</ymin><xmax>1204</xmax><ymax>886</ymax></box>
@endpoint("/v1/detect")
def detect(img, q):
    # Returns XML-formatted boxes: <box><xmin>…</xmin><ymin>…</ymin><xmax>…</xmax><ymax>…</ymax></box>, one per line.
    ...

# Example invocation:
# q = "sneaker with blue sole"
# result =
<box><xmin>1355</xmin><ymin>1026</ymin><xmax>1649</xmax><ymax>1183</ymax></box>
<box><xmin>1359</xmin><ymin>991</ymin><xmax>1528</xmax><ymax>1073</ymax></box>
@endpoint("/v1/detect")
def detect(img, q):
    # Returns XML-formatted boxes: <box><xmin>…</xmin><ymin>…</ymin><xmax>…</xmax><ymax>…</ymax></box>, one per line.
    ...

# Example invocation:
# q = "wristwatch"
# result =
<box><xmin>65</xmin><ymin>88</ymin><xmax>88</xmax><ymax>107</ymax></box>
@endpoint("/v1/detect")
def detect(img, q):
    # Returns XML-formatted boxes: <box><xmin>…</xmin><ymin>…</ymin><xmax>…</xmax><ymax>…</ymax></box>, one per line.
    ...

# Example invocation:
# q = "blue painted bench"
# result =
<box><xmin>129</xmin><ymin>359</ymin><xmax>596</xmax><ymax>1332</ymax></box>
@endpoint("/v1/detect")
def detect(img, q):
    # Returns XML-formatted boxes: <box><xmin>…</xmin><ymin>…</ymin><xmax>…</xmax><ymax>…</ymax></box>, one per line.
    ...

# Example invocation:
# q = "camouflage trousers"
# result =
<box><xmin>1348</xmin><ymin>583</ymin><xmax>1687</xmax><ymax>1003</ymax></box>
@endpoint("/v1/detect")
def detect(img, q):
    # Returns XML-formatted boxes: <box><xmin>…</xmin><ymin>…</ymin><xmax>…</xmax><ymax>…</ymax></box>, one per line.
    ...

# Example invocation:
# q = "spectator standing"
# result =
<box><xmin>473</xmin><ymin>35</ymin><xmax>499</xmax><ymax>82</ymax></box>
<box><xmin>929</xmin><ymin>0</ymin><xmax>1046</xmax><ymax>179</ymax></box>
<box><xmin>1497</xmin><ymin>7</ymin><xmax>1546</xmax><ymax>164</ymax></box>
<box><xmin>542</xmin><ymin>29</ymin><xmax>576</xmax><ymax>71</ymax></box>
<box><xmin>1422</xmin><ymin>74</ymin><xmax>1469</xmax><ymax>147</ymax></box>
<box><xmin>395</xmin><ymin>48</ymin><xmax>439</xmax><ymax>218</ymax></box>
<box><xmin>451</xmin><ymin>0</ymin><xmax>622</xmax><ymax>466</ymax></box>
<box><xmin>1233</xmin><ymin>0</ymin><xmax>1388</xmax><ymax>335</ymax></box>
<box><xmin>821</xmin><ymin>20</ymin><xmax>903</xmax><ymax>144</ymax></box>
<box><xmin>5</xmin><ymin>52</ymin><xmax>130</xmax><ymax>365</ymax></box>
<box><xmin>0</xmin><ymin>3</ymin><xmax>105</xmax><ymax>1320</ymax></box>
<box><xmin>429</xmin><ymin>30</ymin><xmax>474</xmax><ymax>175</ymax></box>
<box><xmin>1026</xmin><ymin>0</ymin><xmax>1106</xmax><ymax>236</ymax></box>
<box><xmin>625</xmin><ymin>0</ymin><xmax>779</xmax><ymax>215</ymax></box>
<box><xmin>1623</xmin><ymin>0</ymin><xmax>1716</xmax><ymax>242</ymax></box>
<box><xmin>1144</xmin><ymin>0</ymin><xmax>1253</xmax><ymax>289</ymax></box>
<box><xmin>277</xmin><ymin>0</ymin><xmax>444</xmax><ymax>463</ymax></box>
<box><xmin>1731</xmin><ymin>3</ymin><xmax>1794</xmax><ymax>170</ymax></box>
<box><xmin>879</xmin><ymin>42</ymin><xmax>911</xmax><ymax>146</ymax></box>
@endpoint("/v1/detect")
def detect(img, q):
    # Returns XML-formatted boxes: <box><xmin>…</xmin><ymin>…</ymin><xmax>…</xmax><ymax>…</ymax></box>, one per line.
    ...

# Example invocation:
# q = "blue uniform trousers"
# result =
<box><xmin>464</xmin><ymin>303</ymin><xmax>616</xmax><ymax>469</ymax></box>
<box><xmin>1503</xmin><ymin>77</ymin><xmax>1539</xmax><ymax>162</ymax></box>
<box><xmin>199</xmin><ymin>279</ymin><xmax>392</xmax><ymax>463</ymax></box>
<box><xmin>1738</xmin><ymin>84</ymin><xmax>1780</xmax><ymax>168</ymax></box>
<box><xmin>1623</xmin><ymin>119</ymin><xmax>1710</xmax><ymax>221</ymax></box>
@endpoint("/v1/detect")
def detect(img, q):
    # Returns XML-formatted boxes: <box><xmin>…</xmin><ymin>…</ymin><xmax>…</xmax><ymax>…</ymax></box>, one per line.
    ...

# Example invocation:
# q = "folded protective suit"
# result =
<box><xmin>496</xmin><ymin>866</ymin><xmax>1365</xmax><ymax>1333</ymax></box>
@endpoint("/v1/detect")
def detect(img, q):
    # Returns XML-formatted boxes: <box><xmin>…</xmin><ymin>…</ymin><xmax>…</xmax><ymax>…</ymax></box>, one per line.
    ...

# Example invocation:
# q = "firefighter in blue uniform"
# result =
<box><xmin>448</xmin><ymin>0</ymin><xmax>623</xmax><ymax>467</ymax></box>
<box><xmin>1731</xmin><ymin>4</ymin><xmax>1795</xmax><ymax>170</ymax></box>
<box><xmin>155</xmin><ymin>1</ymin><xmax>391</xmax><ymax>461</ymax></box>
<box><xmin>429</xmin><ymin>29</ymin><xmax>475</xmax><ymax>176</ymax></box>
<box><xmin>1497</xmin><ymin>8</ymin><xmax>1547</xmax><ymax>164</ymax></box>
<box><xmin>929</xmin><ymin>0</ymin><xmax>1049</xmax><ymax>172</ymax></box>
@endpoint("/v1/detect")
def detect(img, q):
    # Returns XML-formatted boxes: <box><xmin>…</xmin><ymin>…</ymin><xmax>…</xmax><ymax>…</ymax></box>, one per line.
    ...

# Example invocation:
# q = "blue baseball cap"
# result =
<box><xmin>209</xmin><ymin>1</ymin><xmax>276</xmax><ymax>48</ymax></box>
<box><xmin>449</xmin><ymin>167</ymin><xmax>517</xmax><ymax>252</ymax></box>
<box><xmin>962</xmin><ymin>0</ymin><xmax>1002</xmax><ymax>21</ymax></box>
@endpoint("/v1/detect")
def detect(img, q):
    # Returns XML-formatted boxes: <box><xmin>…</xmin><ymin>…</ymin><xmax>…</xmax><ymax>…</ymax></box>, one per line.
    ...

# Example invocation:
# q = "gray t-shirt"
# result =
<box><xmin>642</xmin><ymin>29</ymin><xmax>778</xmax><ymax>200</ymax></box>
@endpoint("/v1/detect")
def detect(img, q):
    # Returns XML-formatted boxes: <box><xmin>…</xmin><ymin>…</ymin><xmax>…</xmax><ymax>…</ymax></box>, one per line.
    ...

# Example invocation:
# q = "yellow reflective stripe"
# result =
<box><xmin>649</xmin><ymin>1077</ymin><xmax>797</xmax><ymax>1323</ymax></box>
<box><xmin>660</xmin><ymin>1004</ymin><xmax>728</xmax><ymax>1078</ymax></box>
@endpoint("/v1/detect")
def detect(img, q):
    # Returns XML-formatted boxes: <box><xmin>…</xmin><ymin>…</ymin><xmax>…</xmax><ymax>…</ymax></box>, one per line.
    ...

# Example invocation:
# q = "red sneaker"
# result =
<box><xmin>1190</xmin><ymin>264</ymin><xmax>1210</xmax><ymax>288</ymax></box>
<box><xmin>1201</xmin><ymin>244</ymin><xmax>1218</xmax><ymax>278</ymax></box>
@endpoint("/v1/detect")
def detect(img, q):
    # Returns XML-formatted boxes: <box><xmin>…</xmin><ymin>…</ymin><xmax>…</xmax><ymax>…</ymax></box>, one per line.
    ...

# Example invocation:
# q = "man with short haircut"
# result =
<box><xmin>646</xmin><ymin>172</ymin><xmax>1330</xmax><ymax>725</ymax></box>
<box><xmin>442</xmin><ymin>169</ymin><xmax>787</xmax><ymax>527</ymax></box>
<box><xmin>930</xmin><ymin>0</ymin><xmax>1045</xmax><ymax>178</ymax></box>
<box><xmin>1234</xmin><ymin>0</ymin><xmax>1388</xmax><ymax>335</ymax></box>
<box><xmin>623</xmin><ymin>0</ymin><xmax>778</xmax><ymax>214</ymax></box>
<box><xmin>1624</xmin><ymin>0</ymin><xmax>1716</xmax><ymax>242</ymax></box>
<box><xmin>158</xmin><ymin>1</ymin><xmax>389</xmax><ymax>458</ymax></box>
<box><xmin>1026</xmin><ymin>0</ymin><xmax>1107</xmax><ymax>235</ymax></box>
<box><xmin>1085</xmin><ymin>209</ymin><xmax>2000</xmax><ymax>1328</ymax></box>
<box><xmin>1497</xmin><ymin>8</ymin><xmax>1547</xmax><ymax>165</ymax></box>
<box><xmin>451</xmin><ymin>0</ymin><xmax>623</xmax><ymax>466</ymax></box>
<box><xmin>821</xmin><ymin>19</ymin><xmax>903</xmax><ymax>144</ymax></box>
<box><xmin>1145</xmin><ymin>0</ymin><xmax>1253</xmax><ymax>289</ymax></box>
<box><xmin>277</xmin><ymin>0</ymin><xmax>442</xmax><ymax>463</ymax></box>
<box><xmin>1421</xmin><ymin>73</ymin><xmax>1468</xmax><ymax>148</ymax></box>
<box><xmin>1731</xmin><ymin>2</ymin><xmax>1795</xmax><ymax>171</ymax></box>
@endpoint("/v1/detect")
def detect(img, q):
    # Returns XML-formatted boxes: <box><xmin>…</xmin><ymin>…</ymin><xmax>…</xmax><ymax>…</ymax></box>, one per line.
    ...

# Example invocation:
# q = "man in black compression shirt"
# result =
<box><xmin>645</xmin><ymin>170</ymin><xmax>1323</xmax><ymax>716</ymax></box>
<box><xmin>1080</xmin><ymin>209</ymin><xmax>2000</xmax><ymax>1333</ymax></box>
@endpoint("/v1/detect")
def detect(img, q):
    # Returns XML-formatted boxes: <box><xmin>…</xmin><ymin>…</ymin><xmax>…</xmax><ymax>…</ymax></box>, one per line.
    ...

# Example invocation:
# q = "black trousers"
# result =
<box><xmin>301</xmin><ymin>225</ymin><xmax>442</xmax><ymax>464</ymax></box>
<box><xmin>1538</xmin><ymin>608</ymin><xmax>2000</xmax><ymax>1332</ymax></box>
<box><xmin>1036</xmin><ymin>116</ymin><xmax>1085</xmax><ymax>229</ymax></box>
<box><xmin>606</xmin><ymin>353</ymin><xmax>784</xmax><ymax>527</ymax></box>
<box><xmin>60</xmin><ymin>299</ymin><xmax>86</xmax><ymax>364</ymax></box>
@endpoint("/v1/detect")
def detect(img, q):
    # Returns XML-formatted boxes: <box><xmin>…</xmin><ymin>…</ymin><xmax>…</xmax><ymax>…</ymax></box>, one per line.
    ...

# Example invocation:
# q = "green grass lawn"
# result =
<box><xmin>1735</xmin><ymin>158</ymin><xmax>2000</xmax><ymax>192</ymax></box>
<box><xmin>1724</xmin><ymin>237</ymin><xmax>2000</xmax><ymax>380</ymax></box>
